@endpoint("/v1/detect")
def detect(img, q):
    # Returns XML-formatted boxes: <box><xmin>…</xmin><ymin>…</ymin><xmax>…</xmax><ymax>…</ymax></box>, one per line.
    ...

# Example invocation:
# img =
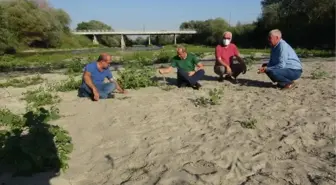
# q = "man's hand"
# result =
<box><xmin>92</xmin><ymin>88</ymin><xmax>100</xmax><ymax>101</ymax></box>
<box><xmin>158</xmin><ymin>69</ymin><xmax>164</xmax><ymax>74</ymax></box>
<box><xmin>226</xmin><ymin>67</ymin><xmax>232</xmax><ymax>75</ymax></box>
<box><xmin>258</xmin><ymin>66</ymin><xmax>266</xmax><ymax>74</ymax></box>
<box><xmin>119</xmin><ymin>89</ymin><xmax>127</xmax><ymax>94</ymax></box>
<box><xmin>188</xmin><ymin>71</ymin><xmax>195</xmax><ymax>76</ymax></box>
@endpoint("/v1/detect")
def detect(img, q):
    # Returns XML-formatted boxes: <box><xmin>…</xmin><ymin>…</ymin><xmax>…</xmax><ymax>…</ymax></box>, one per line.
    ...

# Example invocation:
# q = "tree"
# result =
<box><xmin>76</xmin><ymin>20</ymin><xmax>132</xmax><ymax>47</ymax></box>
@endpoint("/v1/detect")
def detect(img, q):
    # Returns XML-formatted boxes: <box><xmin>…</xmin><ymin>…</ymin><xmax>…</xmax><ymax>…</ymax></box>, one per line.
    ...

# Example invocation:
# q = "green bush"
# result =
<box><xmin>52</xmin><ymin>76</ymin><xmax>82</xmax><ymax>92</ymax></box>
<box><xmin>0</xmin><ymin>75</ymin><xmax>44</xmax><ymax>88</ymax></box>
<box><xmin>22</xmin><ymin>87</ymin><xmax>61</xmax><ymax>108</ymax></box>
<box><xmin>193</xmin><ymin>88</ymin><xmax>224</xmax><ymax>107</ymax></box>
<box><xmin>153</xmin><ymin>49</ymin><xmax>171</xmax><ymax>63</ymax></box>
<box><xmin>0</xmin><ymin>107</ymin><xmax>73</xmax><ymax>175</ymax></box>
<box><xmin>117</xmin><ymin>58</ymin><xmax>157</xmax><ymax>89</ymax></box>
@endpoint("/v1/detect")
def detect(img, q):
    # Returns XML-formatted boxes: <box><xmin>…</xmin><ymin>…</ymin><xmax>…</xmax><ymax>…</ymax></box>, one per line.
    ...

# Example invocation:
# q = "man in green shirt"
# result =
<box><xmin>159</xmin><ymin>46</ymin><xmax>205</xmax><ymax>89</ymax></box>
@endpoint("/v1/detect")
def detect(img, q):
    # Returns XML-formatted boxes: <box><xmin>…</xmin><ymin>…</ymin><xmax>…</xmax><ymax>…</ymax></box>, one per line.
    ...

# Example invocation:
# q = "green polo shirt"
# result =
<box><xmin>170</xmin><ymin>53</ymin><xmax>200</xmax><ymax>72</ymax></box>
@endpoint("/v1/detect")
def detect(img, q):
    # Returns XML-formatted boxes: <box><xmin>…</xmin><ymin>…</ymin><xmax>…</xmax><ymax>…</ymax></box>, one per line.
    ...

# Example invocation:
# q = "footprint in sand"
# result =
<box><xmin>182</xmin><ymin>160</ymin><xmax>217</xmax><ymax>175</ymax></box>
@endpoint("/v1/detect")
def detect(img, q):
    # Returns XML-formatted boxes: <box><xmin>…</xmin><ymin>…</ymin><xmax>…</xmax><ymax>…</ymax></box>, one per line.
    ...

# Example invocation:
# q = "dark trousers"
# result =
<box><xmin>214</xmin><ymin>62</ymin><xmax>244</xmax><ymax>78</ymax></box>
<box><xmin>177</xmin><ymin>69</ymin><xmax>205</xmax><ymax>87</ymax></box>
<box><xmin>266</xmin><ymin>68</ymin><xmax>302</xmax><ymax>87</ymax></box>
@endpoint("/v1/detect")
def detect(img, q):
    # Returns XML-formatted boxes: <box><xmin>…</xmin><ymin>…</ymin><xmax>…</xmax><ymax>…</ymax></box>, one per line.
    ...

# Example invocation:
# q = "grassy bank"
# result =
<box><xmin>0</xmin><ymin>45</ymin><xmax>334</xmax><ymax>72</ymax></box>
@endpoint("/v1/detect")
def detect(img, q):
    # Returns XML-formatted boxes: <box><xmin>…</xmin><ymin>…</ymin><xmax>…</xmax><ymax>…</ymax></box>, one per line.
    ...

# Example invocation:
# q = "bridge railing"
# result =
<box><xmin>72</xmin><ymin>29</ymin><xmax>197</xmax><ymax>32</ymax></box>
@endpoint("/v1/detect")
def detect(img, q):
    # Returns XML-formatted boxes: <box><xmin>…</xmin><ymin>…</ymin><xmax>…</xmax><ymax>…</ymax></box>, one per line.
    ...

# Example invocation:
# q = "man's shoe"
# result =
<box><xmin>281</xmin><ymin>82</ymin><xmax>296</xmax><ymax>90</ymax></box>
<box><xmin>192</xmin><ymin>82</ymin><xmax>202</xmax><ymax>90</ymax></box>
<box><xmin>107</xmin><ymin>93</ymin><xmax>115</xmax><ymax>99</ymax></box>
<box><xmin>218</xmin><ymin>76</ymin><xmax>224</xmax><ymax>82</ymax></box>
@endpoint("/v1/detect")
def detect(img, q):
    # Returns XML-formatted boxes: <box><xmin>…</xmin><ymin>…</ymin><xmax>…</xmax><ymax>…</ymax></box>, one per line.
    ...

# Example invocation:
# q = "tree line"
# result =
<box><xmin>178</xmin><ymin>0</ymin><xmax>335</xmax><ymax>50</ymax></box>
<box><xmin>0</xmin><ymin>0</ymin><xmax>334</xmax><ymax>55</ymax></box>
<box><xmin>0</xmin><ymin>0</ymin><xmax>134</xmax><ymax>55</ymax></box>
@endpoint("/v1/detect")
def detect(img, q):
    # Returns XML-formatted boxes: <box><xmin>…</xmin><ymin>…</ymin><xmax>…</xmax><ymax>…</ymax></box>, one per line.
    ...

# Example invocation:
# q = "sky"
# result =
<box><xmin>49</xmin><ymin>0</ymin><xmax>262</xmax><ymax>31</ymax></box>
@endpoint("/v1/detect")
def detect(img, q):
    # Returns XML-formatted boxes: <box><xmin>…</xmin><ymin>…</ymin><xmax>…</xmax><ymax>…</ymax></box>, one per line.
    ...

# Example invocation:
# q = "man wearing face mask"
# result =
<box><xmin>78</xmin><ymin>53</ymin><xmax>126</xmax><ymax>101</ymax></box>
<box><xmin>258</xmin><ymin>29</ymin><xmax>302</xmax><ymax>89</ymax></box>
<box><xmin>214</xmin><ymin>31</ymin><xmax>247</xmax><ymax>82</ymax></box>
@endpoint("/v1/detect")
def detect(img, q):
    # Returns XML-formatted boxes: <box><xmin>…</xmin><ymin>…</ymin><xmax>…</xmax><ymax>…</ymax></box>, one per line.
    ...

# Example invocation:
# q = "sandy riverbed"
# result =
<box><xmin>0</xmin><ymin>59</ymin><xmax>335</xmax><ymax>185</ymax></box>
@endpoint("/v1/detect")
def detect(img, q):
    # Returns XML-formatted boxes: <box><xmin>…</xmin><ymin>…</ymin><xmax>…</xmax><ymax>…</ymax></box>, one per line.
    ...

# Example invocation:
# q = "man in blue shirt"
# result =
<box><xmin>78</xmin><ymin>53</ymin><xmax>126</xmax><ymax>101</ymax></box>
<box><xmin>258</xmin><ymin>29</ymin><xmax>303</xmax><ymax>89</ymax></box>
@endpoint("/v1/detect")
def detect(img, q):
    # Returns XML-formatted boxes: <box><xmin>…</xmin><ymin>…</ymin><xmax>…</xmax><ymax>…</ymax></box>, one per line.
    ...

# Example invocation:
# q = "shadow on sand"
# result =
<box><xmin>153</xmin><ymin>76</ymin><xmax>177</xmax><ymax>86</ymax></box>
<box><xmin>235</xmin><ymin>78</ymin><xmax>276</xmax><ymax>88</ymax></box>
<box><xmin>0</xmin><ymin>108</ymin><xmax>63</xmax><ymax>185</ymax></box>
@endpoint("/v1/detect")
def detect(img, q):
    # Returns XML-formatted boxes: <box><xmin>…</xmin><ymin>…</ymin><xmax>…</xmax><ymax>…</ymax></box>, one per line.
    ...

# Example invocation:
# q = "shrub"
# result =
<box><xmin>153</xmin><ymin>49</ymin><xmax>171</xmax><ymax>63</ymax></box>
<box><xmin>0</xmin><ymin>107</ymin><xmax>73</xmax><ymax>175</ymax></box>
<box><xmin>0</xmin><ymin>75</ymin><xmax>44</xmax><ymax>88</ymax></box>
<box><xmin>193</xmin><ymin>88</ymin><xmax>224</xmax><ymax>107</ymax></box>
<box><xmin>22</xmin><ymin>87</ymin><xmax>61</xmax><ymax>108</ymax></box>
<box><xmin>238</xmin><ymin>119</ymin><xmax>257</xmax><ymax>129</ymax></box>
<box><xmin>65</xmin><ymin>57</ymin><xmax>87</xmax><ymax>75</ymax></box>
<box><xmin>311</xmin><ymin>67</ymin><xmax>329</xmax><ymax>79</ymax></box>
<box><xmin>117</xmin><ymin>57</ymin><xmax>158</xmax><ymax>89</ymax></box>
<box><xmin>51</xmin><ymin>76</ymin><xmax>82</xmax><ymax>92</ymax></box>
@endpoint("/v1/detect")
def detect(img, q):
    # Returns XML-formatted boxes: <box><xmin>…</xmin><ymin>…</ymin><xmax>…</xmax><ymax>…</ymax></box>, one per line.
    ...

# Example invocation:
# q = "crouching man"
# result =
<box><xmin>159</xmin><ymin>46</ymin><xmax>205</xmax><ymax>90</ymax></box>
<box><xmin>78</xmin><ymin>53</ymin><xmax>126</xmax><ymax>101</ymax></box>
<box><xmin>214</xmin><ymin>31</ymin><xmax>247</xmax><ymax>82</ymax></box>
<box><xmin>258</xmin><ymin>29</ymin><xmax>303</xmax><ymax>89</ymax></box>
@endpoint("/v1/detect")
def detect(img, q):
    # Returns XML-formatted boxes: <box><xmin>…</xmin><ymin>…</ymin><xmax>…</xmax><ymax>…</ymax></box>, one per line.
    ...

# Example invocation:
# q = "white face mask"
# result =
<box><xmin>223</xmin><ymin>39</ymin><xmax>231</xmax><ymax>46</ymax></box>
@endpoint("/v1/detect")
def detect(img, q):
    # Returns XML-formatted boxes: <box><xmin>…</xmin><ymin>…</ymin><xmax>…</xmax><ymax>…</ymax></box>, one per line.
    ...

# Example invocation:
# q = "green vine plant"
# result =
<box><xmin>193</xmin><ymin>88</ymin><xmax>224</xmax><ymax>107</ymax></box>
<box><xmin>0</xmin><ymin>107</ymin><xmax>73</xmax><ymax>176</ymax></box>
<box><xmin>117</xmin><ymin>56</ymin><xmax>158</xmax><ymax>89</ymax></box>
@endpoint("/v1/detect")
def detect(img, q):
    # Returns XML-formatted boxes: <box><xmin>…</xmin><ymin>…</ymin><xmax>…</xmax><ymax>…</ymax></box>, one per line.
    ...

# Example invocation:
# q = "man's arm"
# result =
<box><xmin>106</xmin><ymin>71</ymin><xmax>125</xmax><ymax>93</ymax></box>
<box><xmin>159</xmin><ymin>66</ymin><xmax>173</xmax><ymax>74</ymax></box>
<box><xmin>108</xmin><ymin>78</ymin><xmax>125</xmax><ymax>93</ymax></box>
<box><xmin>193</xmin><ymin>55</ymin><xmax>204</xmax><ymax>70</ymax></box>
<box><xmin>215</xmin><ymin>45</ymin><xmax>230</xmax><ymax>68</ymax></box>
<box><xmin>266</xmin><ymin>44</ymin><xmax>287</xmax><ymax>71</ymax></box>
<box><xmin>83</xmin><ymin>71</ymin><xmax>97</xmax><ymax>92</ymax></box>
<box><xmin>159</xmin><ymin>57</ymin><xmax>176</xmax><ymax>74</ymax></box>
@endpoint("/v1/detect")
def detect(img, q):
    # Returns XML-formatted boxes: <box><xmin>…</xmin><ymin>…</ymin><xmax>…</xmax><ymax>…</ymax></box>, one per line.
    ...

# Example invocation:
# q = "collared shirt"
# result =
<box><xmin>267</xmin><ymin>39</ymin><xmax>302</xmax><ymax>70</ymax></box>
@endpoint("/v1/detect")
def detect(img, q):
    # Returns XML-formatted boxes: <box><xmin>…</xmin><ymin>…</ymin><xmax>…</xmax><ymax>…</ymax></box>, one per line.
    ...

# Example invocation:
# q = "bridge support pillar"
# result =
<box><xmin>120</xmin><ymin>34</ymin><xmax>126</xmax><ymax>50</ymax></box>
<box><xmin>173</xmin><ymin>34</ymin><xmax>177</xmax><ymax>45</ymax></box>
<box><xmin>148</xmin><ymin>36</ymin><xmax>151</xmax><ymax>46</ymax></box>
<box><xmin>93</xmin><ymin>35</ymin><xmax>99</xmax><ymax>45</ymax></box>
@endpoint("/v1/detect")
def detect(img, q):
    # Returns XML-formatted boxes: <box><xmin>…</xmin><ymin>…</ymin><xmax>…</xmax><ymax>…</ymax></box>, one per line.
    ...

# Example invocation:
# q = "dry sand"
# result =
<box><xmin>0</xmin><ymin>58</ymin><xmax>335</xmax><ymax>185</ymax></box>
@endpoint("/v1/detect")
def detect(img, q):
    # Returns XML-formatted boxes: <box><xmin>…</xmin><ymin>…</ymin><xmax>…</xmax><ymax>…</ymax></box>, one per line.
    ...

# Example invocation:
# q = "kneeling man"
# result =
<box><xmin>78</xmin><ymin>53</ymin><xmax>125</xmax><ymax>101</ymax></box>
<box><xmin>258</xmin><ymin>29</ymin><xmax>303</xmax><ymax>89</ymax></box>
<box><xmin>159</xmin><ymin>46</ymin><xmax>205</xmax><ymax>90</ymax></box>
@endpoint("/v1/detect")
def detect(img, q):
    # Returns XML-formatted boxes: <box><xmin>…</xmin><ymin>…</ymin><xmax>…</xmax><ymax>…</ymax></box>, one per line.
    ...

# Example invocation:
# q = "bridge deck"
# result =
<box><xmin>72</xmin><ymin>30</ymin><xmax>197</xmax><ymax>35</ymax></box>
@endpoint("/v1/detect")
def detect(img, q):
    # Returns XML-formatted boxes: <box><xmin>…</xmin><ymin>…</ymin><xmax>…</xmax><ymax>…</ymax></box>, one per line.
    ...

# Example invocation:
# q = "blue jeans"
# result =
<box><xmin>78</xmin><ymin>82</ymin><xmax>116</xmax><ymax>99</ymax></box>
<box><xmin>177</xmin><ymin>69</ymin><xmax>205</xmax><ymax>87</ymax></box>
<box><xmin>266</xmin><ymin>68</ymin><xmax>302</xmax><ymax>87</ymax></box>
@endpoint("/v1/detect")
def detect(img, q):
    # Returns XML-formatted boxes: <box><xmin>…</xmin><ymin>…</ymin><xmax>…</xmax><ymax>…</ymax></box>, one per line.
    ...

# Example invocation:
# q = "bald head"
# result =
<box><xmin>268</xmin><ymin>29</ymin><xmax>282</xmax><ymax>47</ymax></box>
<box><xmin>97</xmin><ymin>53</ymin><xmax>112</xmax><ymax>69</ymax></box>
<box><xmin>97</xmin><ymin>53</ymin><xmax>111</xmax><ymax>62</ymax></box>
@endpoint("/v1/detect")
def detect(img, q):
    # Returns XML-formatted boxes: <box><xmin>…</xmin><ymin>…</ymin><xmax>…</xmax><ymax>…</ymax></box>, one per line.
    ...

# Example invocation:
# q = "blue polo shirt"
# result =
<box><xmin>82</xmin><ymin>61</ymin><xmax>112</xmax><ymax>85</ymax></box>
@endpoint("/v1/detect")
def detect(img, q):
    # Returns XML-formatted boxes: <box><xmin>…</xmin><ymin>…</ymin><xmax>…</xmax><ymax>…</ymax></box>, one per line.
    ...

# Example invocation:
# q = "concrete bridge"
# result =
<box><xmin>71</xmin><ymin>30</ymin><xmax>197</xmax><ymax>49</ymax></box>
